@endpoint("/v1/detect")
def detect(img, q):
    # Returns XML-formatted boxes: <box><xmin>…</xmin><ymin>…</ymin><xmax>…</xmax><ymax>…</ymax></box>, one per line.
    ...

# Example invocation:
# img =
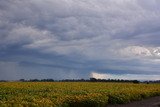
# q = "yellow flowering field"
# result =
<box><xmin>0</xmin><ymin>82</ymin><xmax>160</xmax><ymax>107</ymax></box>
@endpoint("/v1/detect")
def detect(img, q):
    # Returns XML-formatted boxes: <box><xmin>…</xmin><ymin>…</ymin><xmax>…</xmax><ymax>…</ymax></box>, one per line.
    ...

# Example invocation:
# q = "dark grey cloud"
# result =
<box><xmin>1</xmin><ymin>0</ymin><xmax>160</xmax><ymax>80</ymax></box>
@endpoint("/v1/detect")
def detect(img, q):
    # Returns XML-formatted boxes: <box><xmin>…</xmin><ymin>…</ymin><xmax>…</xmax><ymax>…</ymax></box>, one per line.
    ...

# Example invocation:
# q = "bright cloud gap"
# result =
<box><xmin>91</xmin><ymin>72</ymin><xmax>160</xmax><ymax>81</ymax></box>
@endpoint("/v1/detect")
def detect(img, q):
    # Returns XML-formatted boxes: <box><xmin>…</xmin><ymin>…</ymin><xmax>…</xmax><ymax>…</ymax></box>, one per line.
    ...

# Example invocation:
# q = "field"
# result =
<box><xmin>0</xmin><ymin>82</ymin><xmax>160</xmax><ymax>107</ymax></box>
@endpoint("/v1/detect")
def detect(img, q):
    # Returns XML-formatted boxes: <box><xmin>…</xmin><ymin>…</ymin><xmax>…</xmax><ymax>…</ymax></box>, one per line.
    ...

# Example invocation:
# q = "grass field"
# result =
<box><xmin>0</xmin><ymin>82</ymin><xmax>160</xmax><ymax>107</ymax></box>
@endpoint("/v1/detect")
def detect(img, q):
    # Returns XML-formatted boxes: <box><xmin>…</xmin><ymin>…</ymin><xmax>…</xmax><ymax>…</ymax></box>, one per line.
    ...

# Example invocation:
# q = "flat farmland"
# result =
<box><xmin>0</xmin><ymin>82</ymin><xmax>160</xmax><ymax>107</ymax></box>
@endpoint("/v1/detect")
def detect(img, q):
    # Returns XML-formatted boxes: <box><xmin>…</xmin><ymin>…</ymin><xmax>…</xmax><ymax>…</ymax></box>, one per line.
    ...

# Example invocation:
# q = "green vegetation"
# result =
<box><xmin>0</xmin><ymin>82</ymin><xmax>160</xmax><ymax>107</ymax></box>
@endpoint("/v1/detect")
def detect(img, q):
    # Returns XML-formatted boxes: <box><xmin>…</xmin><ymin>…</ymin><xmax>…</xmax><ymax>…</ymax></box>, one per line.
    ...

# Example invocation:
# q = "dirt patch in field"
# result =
<box><xmin>106</xmin><ymin>96</ymin><xmax>160</xmax><ymax>107</ymax></box>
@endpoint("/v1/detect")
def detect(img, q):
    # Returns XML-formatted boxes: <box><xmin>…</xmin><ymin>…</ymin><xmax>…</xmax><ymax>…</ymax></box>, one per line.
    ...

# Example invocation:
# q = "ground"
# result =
<box><xmin>107</xmin><ymin>96</ymin><xmax>160</xmax><ymax>107</ymax></box>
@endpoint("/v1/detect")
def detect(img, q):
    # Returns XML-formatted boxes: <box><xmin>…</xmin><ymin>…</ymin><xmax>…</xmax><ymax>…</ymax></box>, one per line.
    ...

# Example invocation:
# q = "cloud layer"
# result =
<box><xmin>1</xmin><ymin>0</ymin><xmax>160</xmax><ymax>80</ymax></box>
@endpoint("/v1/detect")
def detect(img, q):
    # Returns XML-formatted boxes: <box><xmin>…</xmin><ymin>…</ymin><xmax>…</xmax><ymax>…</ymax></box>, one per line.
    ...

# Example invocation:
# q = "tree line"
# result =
<box><xmin>1</xmin><ymin>78</ymin><xmax>160</xmax><ymax>83</ymax></box>
<box><xmin>18</xmin><ymin>78</ymin><xmax>140</xmax><ymax>83</ymax></box>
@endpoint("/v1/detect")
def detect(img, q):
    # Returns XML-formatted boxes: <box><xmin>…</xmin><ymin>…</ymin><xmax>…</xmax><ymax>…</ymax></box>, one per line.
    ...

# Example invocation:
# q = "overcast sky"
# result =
<box><xmin>1</xmin><ymin>0</ymin><xmax>160</xmax><ymax>80</ymax></box>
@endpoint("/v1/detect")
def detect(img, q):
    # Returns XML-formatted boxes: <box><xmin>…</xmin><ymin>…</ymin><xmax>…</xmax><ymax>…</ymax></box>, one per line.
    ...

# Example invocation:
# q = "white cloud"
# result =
<box><xmin>90</xmin><ymin>72</ymin><xmax>107</xmax><ymax>79</ymax></box>
<box><xmin>91</xmin><ymin>72</ymin><xmax>160</xmax><ymax>80</ymax></box>
<box><xmin>119</xmin><ymin>46</ymin><xmax>160</xmax><ymax>58</ymax></box>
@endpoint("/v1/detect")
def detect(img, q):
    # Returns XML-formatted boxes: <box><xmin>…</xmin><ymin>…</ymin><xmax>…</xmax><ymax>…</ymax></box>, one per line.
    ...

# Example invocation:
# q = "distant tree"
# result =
<box><xmin>0</xmin><ymin>80</ymin><xmax>7</xmax><ymax>82</ymax></box>
<box><xmin>90</xmin><ymin>78</ymin><xmax>97</xmax><ymax>82</ymax></box>
<box><xmin>29</xmin><ymin>79</ymin><xmax>39</xmax><ymax>82</ymax></box>
<box><xmin>41</xmin><ymin>79</ymin><xmax>54</xmax><ymax>82</ymax></box>
<box><xmin>132</xmin><ymin>80</ymin><xmax>140</xmax><ymax>84</ymax></box>
<box><xmin>19</xmin><ymin>79</ymin><xmax>25</xmax><ymax>82</ymax></box>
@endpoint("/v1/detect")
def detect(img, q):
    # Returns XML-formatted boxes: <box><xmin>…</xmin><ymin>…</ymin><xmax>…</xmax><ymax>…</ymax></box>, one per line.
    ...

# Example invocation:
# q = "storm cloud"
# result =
<box><xmin>0</xmin><ymin>0</ymin><xmax>160</xmax><ymax>80</ymax></box>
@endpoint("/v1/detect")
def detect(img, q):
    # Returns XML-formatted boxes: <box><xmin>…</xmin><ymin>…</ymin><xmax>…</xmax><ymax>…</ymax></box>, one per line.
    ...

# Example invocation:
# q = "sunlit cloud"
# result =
<box><xmin>91</xmin><ymin>72</ymin><xmax>160</xmax><ymax>80</ymax></box>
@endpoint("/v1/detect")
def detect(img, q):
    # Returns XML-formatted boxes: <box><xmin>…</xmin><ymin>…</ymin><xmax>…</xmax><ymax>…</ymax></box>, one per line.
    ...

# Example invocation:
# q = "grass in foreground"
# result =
<box><xmin>0</xmin><ymin>82</ymin><xmax>160</xmax><ymax>107</ymax></box>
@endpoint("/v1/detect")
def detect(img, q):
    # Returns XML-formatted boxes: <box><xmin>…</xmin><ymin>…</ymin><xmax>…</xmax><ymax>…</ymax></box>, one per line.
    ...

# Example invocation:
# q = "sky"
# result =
<box><xmin>1</xmin><ymin>0</ymin><xmax>160</xmax><ymax>80</ymax></box>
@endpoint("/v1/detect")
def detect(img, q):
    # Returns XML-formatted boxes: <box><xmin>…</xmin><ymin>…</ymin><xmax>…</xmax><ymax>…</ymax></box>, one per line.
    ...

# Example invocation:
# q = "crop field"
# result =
<box><xmin>0</xmin><ymin>82</ymin><xmax>160</xmax><ymax>107</ymax></box>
